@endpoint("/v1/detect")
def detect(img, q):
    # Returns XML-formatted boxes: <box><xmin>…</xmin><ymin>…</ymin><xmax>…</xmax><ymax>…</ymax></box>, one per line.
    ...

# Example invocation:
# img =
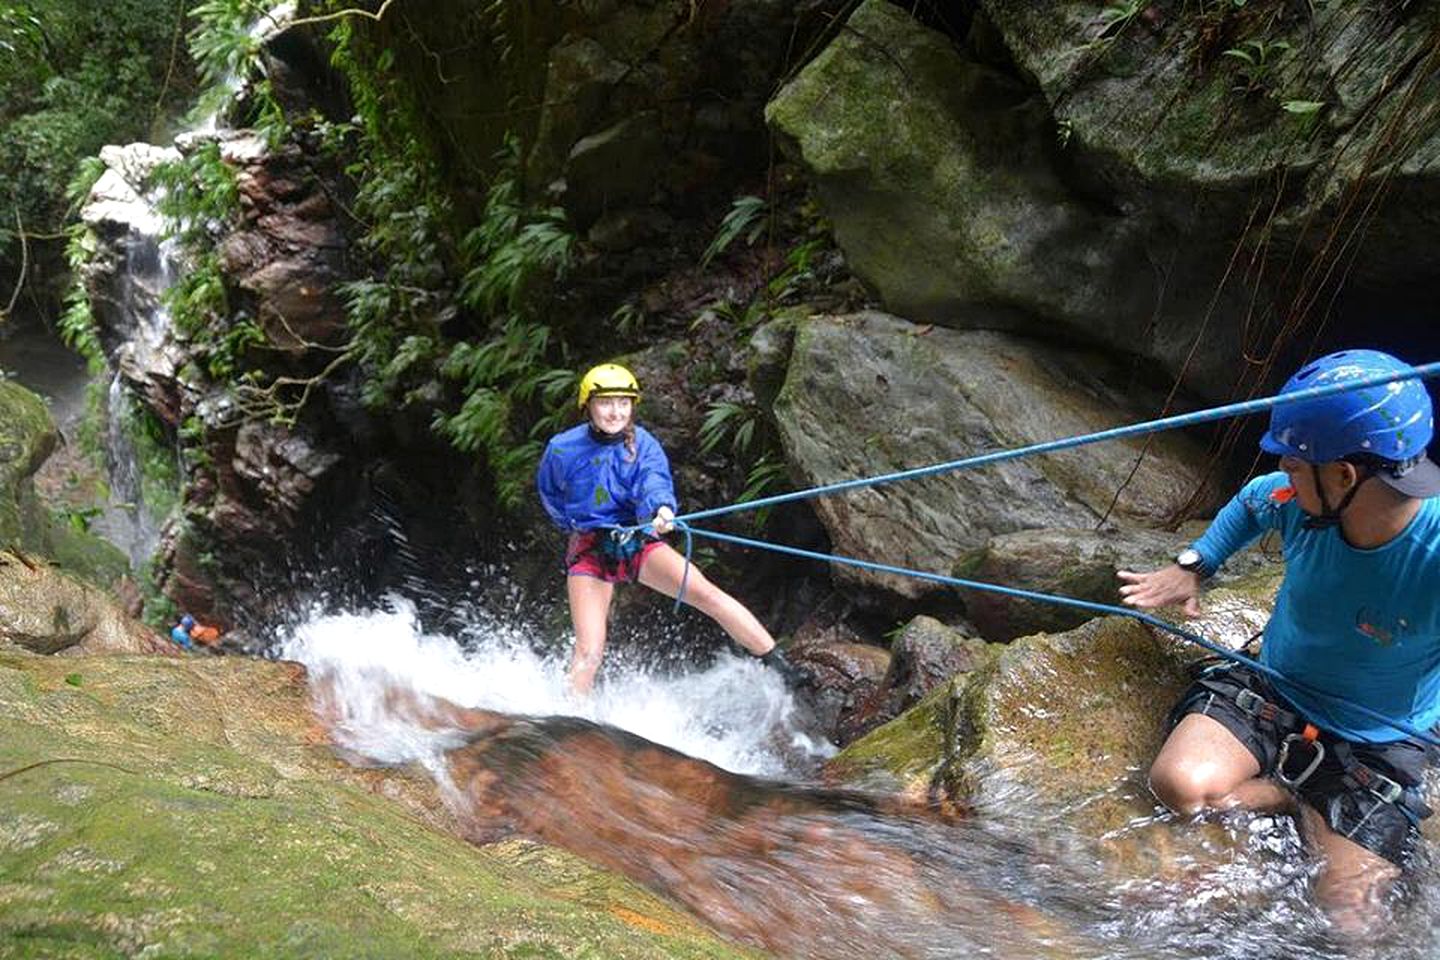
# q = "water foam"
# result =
<box><xmin>277</xmin><ymin>595</ymin><xmax>833</xmax><ymax>778</ymax></box>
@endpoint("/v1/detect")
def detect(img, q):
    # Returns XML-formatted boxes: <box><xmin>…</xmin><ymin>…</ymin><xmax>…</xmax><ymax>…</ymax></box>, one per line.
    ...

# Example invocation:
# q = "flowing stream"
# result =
<box><xmin>278</xmin><ymin>596</ymin><xmax>1440</xmax><ymax>960</ymax></box>
<box><xmin>25</xmin><ymin>3</ymin><xmax>1440</xmax><ymax>953</ymax></box>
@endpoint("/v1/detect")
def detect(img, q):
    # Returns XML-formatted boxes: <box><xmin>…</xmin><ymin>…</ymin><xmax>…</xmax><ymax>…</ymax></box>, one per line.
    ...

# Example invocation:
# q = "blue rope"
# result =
<box><xmin>674</xmin><ymin>523</ymin><xmax>694</xmax><ymax>613</ymax></box>
<box><xmin>621</xmin><ymin>361</ymin><xmax>1440</xmax><ymax>532</ymax></box>
<box><xmin>675</xmin><ymin>520</ymin><xmax>1440</xmax><ymax>748</ymax></box>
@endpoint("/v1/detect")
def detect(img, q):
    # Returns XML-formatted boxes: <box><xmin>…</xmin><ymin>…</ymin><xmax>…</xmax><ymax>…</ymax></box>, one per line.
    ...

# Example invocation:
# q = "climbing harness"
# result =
<box><xmin>1275</xmin><ymin>723</ymin><xmax>1325</xmax><ymax>789</ymax></box>
<box><xmin>618</xmin><ymin>359</ymin><xmax>1440</xmax><ymax>748</ymax></box>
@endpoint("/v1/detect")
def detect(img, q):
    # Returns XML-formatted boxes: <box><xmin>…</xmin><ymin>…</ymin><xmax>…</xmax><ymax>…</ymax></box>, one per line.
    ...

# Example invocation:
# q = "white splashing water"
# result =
<box><xmin>277</xmin><ymin>596</ymin><xmax>834</xmax><ymax>778</ymax></box>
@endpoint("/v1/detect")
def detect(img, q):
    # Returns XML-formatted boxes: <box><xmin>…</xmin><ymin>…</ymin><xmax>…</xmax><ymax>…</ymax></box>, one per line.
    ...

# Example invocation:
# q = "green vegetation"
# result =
<box><xmin>328</xmin><ymin>14</ymin><xmax>580</xmax><ymax>508</ymax></box>
<box><xmin>0</xmin><ymin>0</ymin><xmax>197</xmax><ymax>304</ymax></box>
<box><xmin>1221</xmin><ymin>37</ymin><xmax>1291</xmax><ymax>95</ymax></box>
<box><xmin>702</xmin><ymin>195</ymin><xmax>768</xmax><ymax>269</ymax></box>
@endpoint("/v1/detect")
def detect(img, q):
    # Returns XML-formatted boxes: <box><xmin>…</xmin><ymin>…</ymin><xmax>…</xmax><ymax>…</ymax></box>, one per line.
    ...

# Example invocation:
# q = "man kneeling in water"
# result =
<box><xmin>1119</xmin><ymin>350</ymin><xmax>1440</xmax><ymax>932</ymax></box>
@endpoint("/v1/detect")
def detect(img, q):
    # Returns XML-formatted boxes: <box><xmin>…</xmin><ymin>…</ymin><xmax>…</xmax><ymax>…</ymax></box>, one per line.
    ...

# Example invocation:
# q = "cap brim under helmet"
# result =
<box><xmin>1375</xmin><ymin>454</ymin><xmax>1440</xmax><ymax>498</ymax></box>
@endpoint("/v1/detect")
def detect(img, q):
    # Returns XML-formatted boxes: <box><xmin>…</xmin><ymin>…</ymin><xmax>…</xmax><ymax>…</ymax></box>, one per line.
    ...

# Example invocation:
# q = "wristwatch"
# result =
<box><xmin>1175</xmin><ymin>547</ymin><xmax>1210</xmax><ymax>578</ymax></box>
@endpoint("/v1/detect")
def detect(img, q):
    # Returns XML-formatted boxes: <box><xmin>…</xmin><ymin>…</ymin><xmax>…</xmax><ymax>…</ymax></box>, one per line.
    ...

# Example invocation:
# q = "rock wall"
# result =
<box><xmin>769</xmin><ymin>0</ymin><xmax>1440</xmax><ymax>401</ymax></box>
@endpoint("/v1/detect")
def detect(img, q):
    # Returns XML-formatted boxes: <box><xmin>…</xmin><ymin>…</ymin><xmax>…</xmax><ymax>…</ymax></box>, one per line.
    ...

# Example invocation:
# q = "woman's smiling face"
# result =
<box><xmin>588</xmin><ymin>395</ymin><xmax>634</xmax><ymax>434</ymax></box>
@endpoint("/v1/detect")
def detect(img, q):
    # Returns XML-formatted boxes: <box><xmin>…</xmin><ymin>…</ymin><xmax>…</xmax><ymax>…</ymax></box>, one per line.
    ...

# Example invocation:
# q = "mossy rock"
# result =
<box><xmin>0</xmin><ymin>381</ymin><xmax>59</xmax><ymax>548</ymax></box>
<box><xmin>39</xmin><ymin>515</ymin><xmax>130</xmax><ymax>593</ymax></box>
<box><xmin>823</xmin><ymin>679</ymin><xmax>957</xmax><ymax>800</ymax></box>
<box><xmin>829</xmin><ymin>569</ymin><xmax>1286</xmax><ymax>879</ymax></box>
<box><xmin>0</xmin><ymin>648</ymin><xmax>757</xmax><ymax>959</ymax></box>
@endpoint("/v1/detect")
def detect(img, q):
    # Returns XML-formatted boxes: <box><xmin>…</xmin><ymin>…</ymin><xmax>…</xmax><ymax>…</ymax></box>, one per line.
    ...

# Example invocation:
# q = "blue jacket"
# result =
<box><xmin>170</xmin><ymin>624</ymin><xmax>193</xmax><ymax>650</ymax></box>
<box><xmin>536</xmin><ymin>423</ymin><xmax>678</xmax><ymax>531</ymax></box>
<box><xmin>1192</xmin><ymin>472</ymin><xmax>1440</xmax><ymax>742</ymax></box>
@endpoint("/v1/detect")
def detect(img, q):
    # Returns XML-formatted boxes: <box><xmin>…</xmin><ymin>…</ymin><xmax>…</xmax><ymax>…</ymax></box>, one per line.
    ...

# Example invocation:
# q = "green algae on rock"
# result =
<box><xmin>0</xmin><ymin>648</ymin><xmax>758</xmax><ymax>959</ymax></box>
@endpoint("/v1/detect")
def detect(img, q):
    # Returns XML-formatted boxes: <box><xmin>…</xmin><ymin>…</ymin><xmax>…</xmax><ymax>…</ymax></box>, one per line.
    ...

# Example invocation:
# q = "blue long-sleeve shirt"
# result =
<box><xmin>535</xmin><ymin>423</ymin><xmax>678</xmax><ymax>531</ymax></box>
<box><xmin>1191</xmin><ymin>471</ymin><xmax>1440</xmax><ymax>742</ymax></box>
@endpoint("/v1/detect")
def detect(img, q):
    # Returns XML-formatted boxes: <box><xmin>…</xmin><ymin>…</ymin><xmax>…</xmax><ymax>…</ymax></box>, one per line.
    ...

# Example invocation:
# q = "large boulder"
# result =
<box><xmin>0</xmin><ymin>647</ymin><xmax>754</xmax><ymax>958</ymax></box>
<box><xmin>768</xmin><ymin>1</ymin><xmax>1440</xmax><ymax>400</ymax></box>
<box><xmin>838</xmin><ymin>615</ymin><xmax>994</xmax><ymax>745</ymax></box>
<box><xmin>955</xmin><ymin>525</ymin><xmax>1283</xmax><ymax>641</ymax></box>
<box><xmin>0</xmin><ymin>382</ymin><xmax>130</xmax><ymax>590</ymax></box>
<box><xmin>0</xmin><ymin>380</ymin><xmax>58</xmax><ymax>547</ymax></box>
<box><xmin>826</xmin><ymin>570</ymin><xmax>1288</xmax><ymax>876</ymax></box>
<box><xmin>772</xmin><ymin>312</ymin><xmax>1219</xmax><ymax>602</ymax></box>
<box><xmin>977</xmin><ymin>0</ymin><xmax>1440</xmax><ymax>288</ymax></box>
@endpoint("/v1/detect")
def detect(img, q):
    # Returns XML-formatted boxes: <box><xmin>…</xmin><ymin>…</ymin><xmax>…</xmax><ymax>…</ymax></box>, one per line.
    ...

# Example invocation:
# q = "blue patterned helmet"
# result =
<box><xmin>1260</xmin><ymin>350</ymin><xmax>1433</xmax><ymax>464</ymax></box>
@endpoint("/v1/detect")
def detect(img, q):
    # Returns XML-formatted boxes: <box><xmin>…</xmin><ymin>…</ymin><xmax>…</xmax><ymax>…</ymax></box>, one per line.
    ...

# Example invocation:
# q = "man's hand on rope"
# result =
<box><xmin>1116</xmin><ymin>565</ymin><xmax>1202</xmax><ymax>617</ymax></box>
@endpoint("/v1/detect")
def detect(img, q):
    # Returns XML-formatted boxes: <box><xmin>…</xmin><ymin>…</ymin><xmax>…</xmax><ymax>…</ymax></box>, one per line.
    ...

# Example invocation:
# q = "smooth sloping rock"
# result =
<box><xmin>773</xmin><ymin>312</ymin><xmax>1218</xmax><ymax>600</ymax></box>
<box><xmin>0</xmin><ymin>648</ymin><xmax>754</xmax><ymax>959</ymax></box>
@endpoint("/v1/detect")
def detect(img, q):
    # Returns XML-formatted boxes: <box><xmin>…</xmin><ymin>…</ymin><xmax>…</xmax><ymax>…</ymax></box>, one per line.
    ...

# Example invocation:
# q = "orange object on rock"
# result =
<box><xmin>190</xmin><ymin>624</ymin><xmax>221</xmax><ymax>646</ymax></box>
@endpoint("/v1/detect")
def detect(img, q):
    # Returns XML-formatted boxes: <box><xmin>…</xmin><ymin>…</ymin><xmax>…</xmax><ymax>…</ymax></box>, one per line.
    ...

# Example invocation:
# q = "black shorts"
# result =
<box><xmin>1168</xmin><ymin>662</ymin><xmax>1434</xmax><ymax>867</ymax></box>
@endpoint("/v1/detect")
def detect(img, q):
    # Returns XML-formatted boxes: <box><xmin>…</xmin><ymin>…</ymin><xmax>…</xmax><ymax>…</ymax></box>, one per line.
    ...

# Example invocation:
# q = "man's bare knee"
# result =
<box><xmin>1148</xmin><ymin>760</ymin><xmax>1209</xmax><ymax>815</ymax></box>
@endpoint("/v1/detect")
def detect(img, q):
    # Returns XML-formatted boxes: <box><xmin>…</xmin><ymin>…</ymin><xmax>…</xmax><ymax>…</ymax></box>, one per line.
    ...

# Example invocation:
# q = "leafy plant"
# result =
<box><xmin>1096</xmin><ymin>0</ymin><xmax>1145</xmax><ymax>38</ymax></box>
<box><xmin>611</xmin><ymin>302</ymin><xmax>646</xmax><ymax>339</ymax></box>
<box><xmin>701</xmin><ymin>195</ymin><xmax>767</xmax><ymax>268</ymax></box>
<box><xmin>58</xmin><ymin>224</ymin><xmax>104</xmax><ymax>371</ymax></box>
<box><xmin>1222</xmin><ymin>38</ymin><xmax>1292</xmax><ymax>94</ymax></box>
<box><xmin>55</xmin><ymin>504</ymin><xmax>103</xmax><ymax>534</ymax></box>
<box><xmin>154</xmin><ymin>143</ymin><xmax>240</xmax><ymax>246</ymax></box>
<box><xmin>737</xmin><ymin>457</ymin><xmax>789</xmax><ymax>527</ymax></box>
<box><xmin>0</xmin><ymin>0</ymin><xmax>198</xmax><ymax>290</ymax></box>
<box><xmin>699</xmin><ymin>401</ymin><xmax>761</xmax><ymax>458</ymax></box>
<box><xmin>768</xmin><ymin>237</ymin><xmax>824</xmax><ymax>301</ymax></box>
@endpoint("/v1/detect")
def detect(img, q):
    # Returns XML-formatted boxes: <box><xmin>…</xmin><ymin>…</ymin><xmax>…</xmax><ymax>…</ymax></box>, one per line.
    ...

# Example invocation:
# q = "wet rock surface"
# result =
<box><xmin>827</xmin><ymin>569</ymin><xmax>1298</xmax><ymax>879</ymax></box>
<box><xmin>956</xmin><ymin>526</ymin><xmax>1283</xmax><ymax>641</ymax></box>
<box><xmin>0</xmin><ymin>647</ymin><xmax>755</xmax><ymax>959</ymax></box>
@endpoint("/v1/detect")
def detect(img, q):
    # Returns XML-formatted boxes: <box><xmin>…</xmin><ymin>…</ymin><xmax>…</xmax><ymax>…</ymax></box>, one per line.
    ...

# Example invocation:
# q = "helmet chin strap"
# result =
<box><xmin>1303</xmin><ymin>462</ymin><xmax>1370</xmax><ymax>530</ymax></box>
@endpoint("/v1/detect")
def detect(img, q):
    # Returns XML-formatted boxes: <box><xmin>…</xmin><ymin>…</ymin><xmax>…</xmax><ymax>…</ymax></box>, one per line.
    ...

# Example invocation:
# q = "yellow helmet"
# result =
<box><xmin>577</xmin><ymin>363</ymin><xmax>641</xmax><ymax>409</ymax></box>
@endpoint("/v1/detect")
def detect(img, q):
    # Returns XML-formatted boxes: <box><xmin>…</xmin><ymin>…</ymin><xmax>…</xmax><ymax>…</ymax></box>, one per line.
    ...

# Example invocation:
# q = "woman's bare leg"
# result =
<box><xmin>638</xmin><ymin>543</ymin><xmax>776</xmax><ymax>656</ymax></box>
<box><xmin>567</xmin><ymin>574</ymin><xmax>614</xmax><ymax>696</ymax></box>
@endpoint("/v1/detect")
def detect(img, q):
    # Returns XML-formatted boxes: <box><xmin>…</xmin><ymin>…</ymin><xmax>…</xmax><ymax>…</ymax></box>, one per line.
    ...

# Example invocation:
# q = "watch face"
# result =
<box><xmin>1177</xmin><ymin>549</ymin><xmax>1201</xmax><ymax>569</ymax></box>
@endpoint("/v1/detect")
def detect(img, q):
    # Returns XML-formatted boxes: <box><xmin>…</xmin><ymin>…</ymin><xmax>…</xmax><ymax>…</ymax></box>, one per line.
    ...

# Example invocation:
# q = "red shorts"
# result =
<box><xmin>565</xmin><ymin>531</ymin><xmax>662</xmax><ymax>583</ymax></box>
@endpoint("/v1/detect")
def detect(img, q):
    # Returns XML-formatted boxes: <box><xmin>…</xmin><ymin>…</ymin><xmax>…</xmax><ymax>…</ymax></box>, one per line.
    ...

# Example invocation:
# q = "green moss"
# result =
<box><xmin>826</xmin><ymin>680</ymin><xmax>955</xmax><ymax>793</ymax></box>
<box><xmin>0</xmin><ymin>652</ymin><xmax>755</xmax><ymax>959</ymax></box>
<box><xmin>40</xmin><ymin>514</ymin><xmax>130</xmax><ymax>591</ymax></box>
<box><xmin>0</xmin><ymin>381</ymin><xmax>60</xmax><ymax>547</ymax></box>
